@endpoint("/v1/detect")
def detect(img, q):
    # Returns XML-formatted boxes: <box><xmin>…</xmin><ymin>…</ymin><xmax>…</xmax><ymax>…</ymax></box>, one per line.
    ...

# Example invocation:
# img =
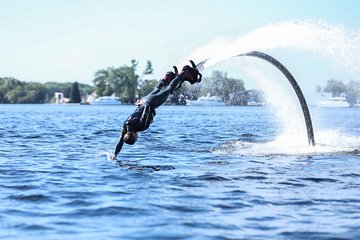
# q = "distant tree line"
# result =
<box><xmin>92</xmin><ymin>61</ymin><xmax>263</xmax><ymax>106</ymax></box>
<box><xmin>0</xmin><ymin>77</ymin><xmax>93</xmax><ymax>104</ymax></box>
<box><xmin>1</xmin><ymin>59</ymin><xmax>264</xmax><ymax>105</ymax></box>
<box><xmin>170</xmin><ymin>70</ymin><xmax>264</xmax><ymax>106</ymax></box>
<box><xmin>318</xmin><ymin>79</ymin><xmax>360</xmax><ymax>106</ymax></box>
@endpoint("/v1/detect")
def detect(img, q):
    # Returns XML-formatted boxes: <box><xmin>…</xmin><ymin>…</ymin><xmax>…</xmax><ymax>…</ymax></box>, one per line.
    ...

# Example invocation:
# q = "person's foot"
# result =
<box><xmin>162</xmin><ymin>71</ymin><xmax>176</xmax><ymax>86</ymax></box>
<box><xmin>162</xmin><ymin>66</ymin><xmax>178</xmax><ymax>86</ymax></box>
<box><xmin>179</xmin><ymin>60</ymin><xmax>202</xmax><ymax>84</ymax></box>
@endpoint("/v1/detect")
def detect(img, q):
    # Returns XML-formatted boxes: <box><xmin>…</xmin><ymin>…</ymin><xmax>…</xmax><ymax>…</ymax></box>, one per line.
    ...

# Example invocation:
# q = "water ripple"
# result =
<box><xmin>152</xmin><ymin>203</ymin><xmax>209</xmax><ymax>213</ymax></box>
<box><xmin>183</xmin><ymin>221</ymin><xmax>240</xmax><ymax>230</ymax></box>
<box><xmin>192</xmin><ymin>174</ymin><xmax>231</xmax><ymax>182</ymax></box>
<box><xmin>212</xmin><ymin>202</ymin><xmax>251</xmax><ymax>211</ymax></box>
<box><xmin>68</xmin><ymin>206</ymin><xmax>147</xmax><ymax>217</ymax></box>
<box><xmin>9</xmin><ymin>194</ymin><xmax>53</xmax><ymax>202</ymax></box>
<box><xmin>13</xmin><ymin>223</ymin><xmax>53</xmax><ymax>231</ymax></box>
<box><xmin>280</xmin><ymin>231</ymin><xmax>346</xmax><ymax>240</ymax></box>
<box><xmin>298</xmin><ymin>177</ymin><xmax>339</xmax><ymax>183</ymax></box>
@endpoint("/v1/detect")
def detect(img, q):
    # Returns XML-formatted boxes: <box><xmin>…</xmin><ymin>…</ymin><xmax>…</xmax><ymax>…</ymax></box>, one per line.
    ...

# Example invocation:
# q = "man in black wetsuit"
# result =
<box><xmin>110</xmin><ymin>61</ymin><xmax>202</xmax><ymax>159</ymax></box>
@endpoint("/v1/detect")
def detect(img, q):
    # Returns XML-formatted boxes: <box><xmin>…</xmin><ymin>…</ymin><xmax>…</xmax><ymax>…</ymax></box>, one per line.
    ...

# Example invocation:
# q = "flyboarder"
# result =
<box><xmin>110</xmin><ymin>61</ymin><xmax>202</xmax><ymax>159</ymax></box>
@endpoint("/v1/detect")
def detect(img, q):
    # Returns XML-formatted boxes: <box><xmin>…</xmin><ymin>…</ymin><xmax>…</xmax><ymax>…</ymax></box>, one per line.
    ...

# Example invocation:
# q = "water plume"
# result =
<box><xmin>185</xmin><ymin>20</ymin><xmax>360</xmax><ymax>153</ymax></box>
<box><xmin>186</xmin><ymin>20</ymin><xmax>360</xmax><ymax>75</ymax></box>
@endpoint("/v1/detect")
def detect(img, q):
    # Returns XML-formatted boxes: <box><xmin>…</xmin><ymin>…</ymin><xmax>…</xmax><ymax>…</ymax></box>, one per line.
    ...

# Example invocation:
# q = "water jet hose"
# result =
<box><xmin>236</xmin><ymin>51</ymin><xmax>315</xmax><ymax>146</ymax></box>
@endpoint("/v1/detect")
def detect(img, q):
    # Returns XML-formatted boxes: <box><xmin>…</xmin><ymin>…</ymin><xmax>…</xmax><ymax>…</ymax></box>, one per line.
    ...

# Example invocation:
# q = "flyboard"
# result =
<box><xmin>194</xmin><ymin>51</ymin><xmax>315</xmax><ymax>146</ymax></box>
<box><xmin>195</xmin><ymin>59</ymin><xmax>209</xmax><ymax>71</ymax></box>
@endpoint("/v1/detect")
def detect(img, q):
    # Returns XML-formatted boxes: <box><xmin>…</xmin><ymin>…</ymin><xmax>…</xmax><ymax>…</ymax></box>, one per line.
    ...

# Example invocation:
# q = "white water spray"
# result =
<box><xmin>186</xmin><ymin>20</ymin><xmax>360</xmax><ymax>75</ymax></box>
<box><xmin>185</xmin><ymin>20</ymin><xmax>360</xmax><ymax>155</ymax></box>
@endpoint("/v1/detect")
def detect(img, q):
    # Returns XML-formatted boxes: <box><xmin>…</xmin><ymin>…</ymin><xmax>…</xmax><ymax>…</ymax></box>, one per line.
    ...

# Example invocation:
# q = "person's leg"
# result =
<box><xmin>145</xmin><ymin>76</ymin><xmax>182</xmax><ymax>108</ymax></box>
<box><xmin>150</xmin><ymin>80</ymin><xmax>166</xmax><ymax>95</ymax></box>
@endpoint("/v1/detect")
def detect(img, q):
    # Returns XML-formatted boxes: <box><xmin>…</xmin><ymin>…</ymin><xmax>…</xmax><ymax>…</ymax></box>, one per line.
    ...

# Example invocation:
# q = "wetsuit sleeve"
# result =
<box><xmin>113</xmin><ymin>128</ymin><xmax>126</xmax><ymax>158</ymax></box>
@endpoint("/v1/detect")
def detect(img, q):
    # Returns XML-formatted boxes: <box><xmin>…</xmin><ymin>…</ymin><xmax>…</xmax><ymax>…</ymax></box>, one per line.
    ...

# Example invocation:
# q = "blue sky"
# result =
<box><xmin>1</xmin><ymin>0</ymin><xmax>360</xmax><ymax>92</ymax></box>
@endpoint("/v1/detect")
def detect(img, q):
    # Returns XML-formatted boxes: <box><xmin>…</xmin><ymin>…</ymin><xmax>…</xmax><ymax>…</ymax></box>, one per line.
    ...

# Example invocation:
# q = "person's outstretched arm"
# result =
<box><xmin>110</xmin><ymin>128</ymin><xmax>126</xmax><ymax>160</ymax></box>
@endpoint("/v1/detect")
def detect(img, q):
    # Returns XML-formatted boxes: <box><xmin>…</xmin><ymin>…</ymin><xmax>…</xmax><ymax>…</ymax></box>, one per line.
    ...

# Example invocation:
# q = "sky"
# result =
<box><xmin>1</xmin><ymin>0</ymin><xmax>360</xmax><ymax>92</ymax></box>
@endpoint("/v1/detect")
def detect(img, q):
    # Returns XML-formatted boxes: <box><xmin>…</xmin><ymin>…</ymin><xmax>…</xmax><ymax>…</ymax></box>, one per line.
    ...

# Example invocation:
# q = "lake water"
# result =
<box><xmin>1</xmin><ymin>104</ymin><xmax>360</xmax><ymax>239</ymax></box>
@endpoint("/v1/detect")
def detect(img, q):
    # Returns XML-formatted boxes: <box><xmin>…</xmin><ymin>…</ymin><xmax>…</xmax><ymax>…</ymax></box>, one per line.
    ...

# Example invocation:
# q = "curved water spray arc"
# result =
<box><xmin>236</xmin><ymin>51</ymin><xmax>315</xmax><ymax>146</ymax></box>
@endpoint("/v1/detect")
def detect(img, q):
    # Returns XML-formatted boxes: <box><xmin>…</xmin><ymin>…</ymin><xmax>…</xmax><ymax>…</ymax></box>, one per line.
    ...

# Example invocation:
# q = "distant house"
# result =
<box><xmin>54</xmin><ymin>92</ymin><xmax>64</xmax><ymax>104</ymax></box>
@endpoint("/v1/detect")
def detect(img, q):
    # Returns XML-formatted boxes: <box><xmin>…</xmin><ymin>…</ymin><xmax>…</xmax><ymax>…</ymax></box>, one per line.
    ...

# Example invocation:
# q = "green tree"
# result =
<box><xmin>69</xmin><ymin>82</ymin><xmax>81</xmax><ymax>103</ymax></box>
<box><xmin>0</xmin><ymin>78</ymin><xmax>45</xmax><ymax>103</ymax></box>
<box><xmin>17</xmin><ymin>82</ymin><xmax>47</xmax><ymax>103</ymax></box>
<box><xmin>346</xmin><ymin>80</ymin><xmax>360</xmax><ymax>106</ymax></box>
<box><xmin>183</xmin><ymin>82</ymin><xmax>200</xmax><ymax>100</ymax></box>
<box><xmin>93</xmin><ymin>60</ymin><xmax>155</xmax><ymax>103</ymax></box>
<box><xmin>93</xmin><ymin>68</ymin><xmax>112</xmax><ymax>97</ymax></box>
<box><xmin>1</xmin><ymin>77</ymin><xmax>23</xmax><ymax>103</ymax></box>
<box><xmin>197</xmin><ymin>70</ymin><xmax>246</xmax><ymax>105</ymax></box>
<box><xmin>324</xmin><ymin>79</ymin><xmax>346</xmax><ymax>97</ymax></box>
<box><xmin>138</xmin><ymin>79</ymin><xmax>158</xmax><ymax>98</ymax></box>
<box><xmin>113</xmin><ymin>60</ymin><xmax>139</xmax><ymax>102</ymax></box>
<box><xmin>168</xmin><ymin>83</ymin><xmax>187</xmax><ymax>105</ymax></box>
<box><xmin>315</xmin><ymin>85</ymin><xmax>322</xmax><ymax>93</ymax></box>
<box><xmin>138</xmin><ymin>60</ymin><xmax>155</xmax><ymax>90</ymax></box>
<box><xmin>143</xmin><ymin>60</ymin><xmax>154</xmax><ymax>75</ymax></box>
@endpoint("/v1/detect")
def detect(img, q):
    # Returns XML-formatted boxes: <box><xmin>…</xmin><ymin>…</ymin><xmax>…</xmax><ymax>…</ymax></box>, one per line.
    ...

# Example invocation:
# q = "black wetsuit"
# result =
<box><xmin>123</xmin><ymin>75</ymin><xmax>182</xmax><ymax>132</ymax></box>
<box><xmin>113</xmin><ymin>75</ymin><xmax>183</xmax><ymax>157</ymax></box>
<box><xmin>123</xmin><ymin>104</ymin><xmax>156</xmax><ymax>132</ymax></box>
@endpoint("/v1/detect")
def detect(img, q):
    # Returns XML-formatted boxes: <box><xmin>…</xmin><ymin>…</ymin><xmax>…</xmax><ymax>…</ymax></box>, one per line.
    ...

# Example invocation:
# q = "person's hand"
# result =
<box><xmin>135</xmin><ymin>99</ymin><xmax>142</xmax><ymax>106</ymax></box>
<box><xmin>109</xmin><ymin>153</ymin><xmax>116</xmax><ymax>160</ymax></box>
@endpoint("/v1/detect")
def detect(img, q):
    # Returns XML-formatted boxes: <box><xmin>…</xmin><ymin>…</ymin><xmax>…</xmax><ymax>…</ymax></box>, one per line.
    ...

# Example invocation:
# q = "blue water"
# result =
<box><xmin>1</xmin><ymin>104</ymin><xmax>360</xmax><ymax>239</ymax></box>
